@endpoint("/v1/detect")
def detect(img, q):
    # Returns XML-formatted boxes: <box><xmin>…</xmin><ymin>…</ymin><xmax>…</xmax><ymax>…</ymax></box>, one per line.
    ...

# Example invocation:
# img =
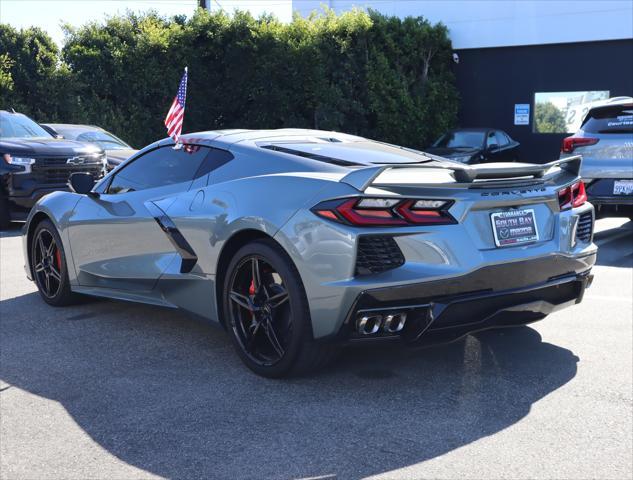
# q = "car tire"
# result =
<box><xmin>223</xmin><ymin>238</ymin><xmax>337</xmax><ymax>378</ymax></box>
<box><xmin>31</xmin><ymin>219</ymin><xmax>79</xmax><ymax>306</ymax></box>
<box><xmin>0</xmin><ymin>192</ymin><xmax>11</xmax><ymax>230</ymax></box>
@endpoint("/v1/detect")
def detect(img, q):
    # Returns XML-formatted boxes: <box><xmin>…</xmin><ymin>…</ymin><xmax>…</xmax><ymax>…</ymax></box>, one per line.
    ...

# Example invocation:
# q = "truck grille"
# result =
<box><xmin>355</xmin><ymin>236</ymin><xmax>405</xmax><ymax>276</ymax></box>
<box><xmin>31</xmin><ymin>164</ymin><xmax>104</xmax><ymax>185</ymax></box>
<box><xmin>576</xmin><ymin>212</ymin><xmax>593</xmax><ymax>243</ymax></box>
<box><xmin>35</xmin><ymin>154</ymin><xmax>104</xmax><ymax>166</ymax></box>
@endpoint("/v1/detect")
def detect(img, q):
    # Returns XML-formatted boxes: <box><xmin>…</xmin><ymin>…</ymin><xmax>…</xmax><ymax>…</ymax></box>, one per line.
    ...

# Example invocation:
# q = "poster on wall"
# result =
<box><xmin>514</xmin><ymin>104</ymin><xmax>530</xmax><ymax>125</ymax></box>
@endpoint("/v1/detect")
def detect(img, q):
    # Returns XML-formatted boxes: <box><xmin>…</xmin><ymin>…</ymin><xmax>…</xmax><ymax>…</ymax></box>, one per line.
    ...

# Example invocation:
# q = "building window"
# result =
<box><xmin>533</xmin><ymin>91</ymin><xmax>610</xmax><ymax>134</ymax></box>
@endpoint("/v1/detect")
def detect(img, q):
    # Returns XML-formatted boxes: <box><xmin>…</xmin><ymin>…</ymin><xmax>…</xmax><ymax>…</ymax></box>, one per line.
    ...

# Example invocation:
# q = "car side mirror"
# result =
<box><xmin>487</xmin><ymin>144</ymin><xmax>500</xmax><ymax>152</ymax></box>
<box><xmin>69</xmin><ymin>172</ymin><xmax>97</xmax><ymax>196</ymax></box>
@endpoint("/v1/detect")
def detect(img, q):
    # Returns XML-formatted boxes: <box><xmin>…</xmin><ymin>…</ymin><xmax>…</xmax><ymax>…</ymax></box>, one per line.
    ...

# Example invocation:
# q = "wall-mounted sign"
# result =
<box><xmin>514</xmin><ymin>104</ymin><xmax>530</xmax><ymax>125</ymax></box>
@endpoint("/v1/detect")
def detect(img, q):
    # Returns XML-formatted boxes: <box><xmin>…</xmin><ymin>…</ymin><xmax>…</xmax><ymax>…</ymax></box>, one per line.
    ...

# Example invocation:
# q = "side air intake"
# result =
<box><xmin>355</xmin><ymin>236</ymin><xmax>405</xmax><ymax>276</ymax></box>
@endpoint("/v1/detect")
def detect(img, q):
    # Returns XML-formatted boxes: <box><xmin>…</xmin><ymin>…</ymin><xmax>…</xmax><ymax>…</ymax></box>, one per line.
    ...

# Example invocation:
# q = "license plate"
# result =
<box><xmin>491</xmin><ymin>209</ymin><xmax>539</xmax><ymax>247</ymax></box>
<box><xmin>613</xmin><ymin>179</ymin><xmax>633</xmax><ymax>195</ymax></box>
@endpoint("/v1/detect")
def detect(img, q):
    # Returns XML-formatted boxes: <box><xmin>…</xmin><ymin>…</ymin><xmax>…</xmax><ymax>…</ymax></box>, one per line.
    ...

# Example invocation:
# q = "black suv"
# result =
<box><xmin>0</xmin><ymin>110</ymin><xmax>106</xmax><ymax>228</ymax></box>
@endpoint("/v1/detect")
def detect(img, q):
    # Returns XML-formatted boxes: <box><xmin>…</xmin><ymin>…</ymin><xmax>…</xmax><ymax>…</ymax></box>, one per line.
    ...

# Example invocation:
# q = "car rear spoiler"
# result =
<box><xmin>339</xmin><ymin>155</ymin><xmax>582</xmax><ymax>191</ymax></box>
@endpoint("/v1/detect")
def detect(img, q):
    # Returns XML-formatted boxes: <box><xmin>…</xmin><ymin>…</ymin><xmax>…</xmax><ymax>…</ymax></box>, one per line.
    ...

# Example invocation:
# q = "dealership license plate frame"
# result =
<box><xmin>613</xmin><ymin>179</ymin><xmax>633</xmax><ymax>195</ymax></box>
<box><xmin>490</xmin><ymin>209</ymin><xmax>539</xmax><ymax>247</ymax></box>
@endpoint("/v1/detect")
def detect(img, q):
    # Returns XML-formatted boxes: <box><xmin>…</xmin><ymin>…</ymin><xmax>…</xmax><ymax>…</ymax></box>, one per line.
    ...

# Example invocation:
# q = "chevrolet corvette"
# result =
<box><xmin>23</xmin><ymin>129</ymin><xmax>597</xmax><ymax>377</ymax></box>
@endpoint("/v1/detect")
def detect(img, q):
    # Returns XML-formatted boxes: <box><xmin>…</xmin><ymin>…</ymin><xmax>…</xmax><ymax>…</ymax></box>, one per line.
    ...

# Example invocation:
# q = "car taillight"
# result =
<box><xmin>312</xmin><ymin>197</ymin><xmax>456</xmax><ymax>226</ymax></box>
<box><xmin>558</xmin><ymin>181</ymin><xmax>587</xmax><ymax>210</ymax></box>
<box><xmin>561</xmin><ymin>136</ymin><xmax>599</xmax><ymax>153</ymax></box>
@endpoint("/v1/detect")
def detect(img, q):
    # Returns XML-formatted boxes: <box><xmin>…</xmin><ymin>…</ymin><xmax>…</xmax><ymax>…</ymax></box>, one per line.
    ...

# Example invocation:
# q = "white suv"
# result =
<box><xmin>561</xmin><ymin>97</ymin><xmax>633</xmax><ymax>219</ymax></box>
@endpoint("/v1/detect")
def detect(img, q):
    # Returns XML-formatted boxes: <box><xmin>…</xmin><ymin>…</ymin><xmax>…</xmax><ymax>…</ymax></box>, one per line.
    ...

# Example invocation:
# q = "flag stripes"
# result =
<box><xmin>164</xmin><ymin>68</ymin><xmax>188</xmax><ymax>143</ymax></box>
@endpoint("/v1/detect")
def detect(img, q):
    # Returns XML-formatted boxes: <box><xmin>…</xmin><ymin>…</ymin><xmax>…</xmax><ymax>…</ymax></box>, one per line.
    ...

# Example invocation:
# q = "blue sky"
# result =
<box><xmin>0</xmin><ymin>0</ymin><xmax>292</xmax><ymax>46</ymax></box>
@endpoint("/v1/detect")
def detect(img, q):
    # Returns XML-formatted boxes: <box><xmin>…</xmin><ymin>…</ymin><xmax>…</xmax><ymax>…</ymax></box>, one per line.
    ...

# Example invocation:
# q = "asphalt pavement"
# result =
<box><xmin>1</xmin><ymin>218</ymin><xmax>631</xmax><ymax>480</ymax></box>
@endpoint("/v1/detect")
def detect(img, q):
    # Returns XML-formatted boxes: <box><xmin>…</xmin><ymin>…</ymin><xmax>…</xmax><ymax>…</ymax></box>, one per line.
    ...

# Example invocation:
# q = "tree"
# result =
<box><xmin>1</xmin><ymin>8</ymin><xmax>459</xmax><ymax>149</ymax></box>
<box><xmin>0</xmin><ymin>25</ymin><xmax>61</xmax><ymax>118</ymax></box>
<box><xmin>534</xmin><ymin>102</ymin><xmax>567</xmax><ymax>133</ymax></box>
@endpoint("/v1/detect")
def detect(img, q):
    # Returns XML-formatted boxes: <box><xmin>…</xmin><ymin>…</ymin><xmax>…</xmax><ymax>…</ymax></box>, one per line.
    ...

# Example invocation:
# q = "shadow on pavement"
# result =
<box><xmin>594</xmin><ymin>220</ymin><xmax>633</xmax><ymax>268</ymax></box>
<box><xmin>0</xmin><ymin>292</ymin><xmax>578</xmax><ymax>479</ymax></box>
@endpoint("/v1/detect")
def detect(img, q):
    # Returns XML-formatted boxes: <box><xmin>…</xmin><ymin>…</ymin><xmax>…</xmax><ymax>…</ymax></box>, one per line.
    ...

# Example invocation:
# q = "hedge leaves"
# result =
<box><xmin>1</xmin><ymin>8</ymin><xmax>458</xmax><ymax>149</ymax></box>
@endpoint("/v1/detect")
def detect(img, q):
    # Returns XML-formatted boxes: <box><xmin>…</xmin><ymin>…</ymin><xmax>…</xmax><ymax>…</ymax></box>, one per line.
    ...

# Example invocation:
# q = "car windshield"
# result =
<box><xmin>433</xmin><ymin>131</ymin><xmax>485</xmax><ymax>149</ymax></box>
<box><xmin>59</xmin><ymin>129</ymin><xmax>131</xmax><ymax>150</ymax></box>
<box><xmin>0</xmin><ymin>112</ymin><xmax>52</xmax><ymax>139</ymax></box>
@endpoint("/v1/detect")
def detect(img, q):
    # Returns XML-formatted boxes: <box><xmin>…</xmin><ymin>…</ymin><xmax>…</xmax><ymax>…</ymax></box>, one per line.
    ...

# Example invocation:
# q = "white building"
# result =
<box><xmin>291</xmin><ymin>0</ymin><xmax>633</xmax><ymax>49</ymax></box>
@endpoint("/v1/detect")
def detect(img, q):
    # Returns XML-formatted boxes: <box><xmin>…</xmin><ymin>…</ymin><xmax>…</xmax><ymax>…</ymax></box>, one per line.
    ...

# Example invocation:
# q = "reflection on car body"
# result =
<box><xmin>425</xmin><ymin>128</ymin><xmax>520</xmax><ymax>164</ymax></box>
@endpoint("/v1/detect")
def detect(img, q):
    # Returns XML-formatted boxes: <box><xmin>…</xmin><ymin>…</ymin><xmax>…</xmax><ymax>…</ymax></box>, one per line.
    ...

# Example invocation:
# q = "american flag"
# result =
<box><xmin>164</xmin><ymin>67</ymin><xmax>188</xmax><ymax>143</ymax></box>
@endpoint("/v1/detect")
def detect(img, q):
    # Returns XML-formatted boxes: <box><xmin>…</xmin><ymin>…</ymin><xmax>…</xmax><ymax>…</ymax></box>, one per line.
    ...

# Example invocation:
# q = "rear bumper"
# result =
<box><xmin>590</xmin><ymin>197</ymin><xmax>633</xmax><ymax>218</ymax></box>
<box><xmin>586</xmin><ymin>178</ymin><xmax>633</xmax><ymax>217</ymax></box>
<box><xmin>333</xmin><ymin>252</ymin><xmax>596</xmax><ymax>345</ymax></box>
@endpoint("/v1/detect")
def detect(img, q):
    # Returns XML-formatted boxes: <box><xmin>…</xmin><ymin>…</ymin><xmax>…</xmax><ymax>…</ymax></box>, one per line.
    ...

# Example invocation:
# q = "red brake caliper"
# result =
<box><xmin>55</xmin><ymin>248</ymin><xmax>62</xmax><ymax>270</ymax></box>
<box><xmin>248</xmin><ymin>279</ymin><xmax>256</xmax><ymax>319</ymax></box>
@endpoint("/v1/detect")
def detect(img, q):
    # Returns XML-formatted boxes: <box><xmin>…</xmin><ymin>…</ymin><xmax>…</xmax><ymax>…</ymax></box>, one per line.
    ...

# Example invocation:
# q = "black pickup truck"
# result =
<box><xmin>0</xmin><ymin>110</ymin><xmax>107</xmax><ymax>229</ymax></box>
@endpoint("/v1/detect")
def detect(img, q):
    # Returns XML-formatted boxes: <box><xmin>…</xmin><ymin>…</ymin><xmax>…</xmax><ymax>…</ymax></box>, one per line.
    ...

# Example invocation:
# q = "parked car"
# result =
<box><xmin>41</xmin><ymin>124</ymin><xmax>136</xmax><ymax>170</ymax></box>
<box><xmin>23</xmin><ymin>129</ymin><xmax>596</xmax><ymax>377</ymax></box>
<box><xmin>426</xmin><ymin>128</ymin><xmax>520</xmax><ymax>164</ymax></box>
<box><xmin>560</xmin><ymin>97</ymin><xmax>633</xmax><ymax>219</ymax></box>
<box><xmin>0</xmin><ymin>110</ymin><xmax>106</xmax><ymax>229</ymax></box>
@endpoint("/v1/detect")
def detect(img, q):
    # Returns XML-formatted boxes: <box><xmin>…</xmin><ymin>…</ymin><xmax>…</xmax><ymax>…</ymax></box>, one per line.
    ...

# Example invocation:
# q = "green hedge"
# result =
<box><xmin>1</xmin><ymin>8</ymin><xmax>458</xmax><ymax>149</ymax></box>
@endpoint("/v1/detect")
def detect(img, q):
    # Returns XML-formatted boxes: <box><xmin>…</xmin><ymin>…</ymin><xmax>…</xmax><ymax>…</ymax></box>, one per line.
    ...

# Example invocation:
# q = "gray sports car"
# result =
<box><xmin>22</xmin><ymin>129</ymin><xmax>597</xmax><ymax>377</ymax></box>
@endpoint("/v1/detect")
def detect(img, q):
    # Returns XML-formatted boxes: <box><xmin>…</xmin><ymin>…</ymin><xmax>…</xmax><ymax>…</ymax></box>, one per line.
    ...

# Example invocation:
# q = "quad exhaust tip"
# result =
<box><xmin>356</xmin><ymin>312</ymin><xmax>407</xmax><ymax>335</ymax></box>
<box><xmin>357</xmin><ymin>314</ymin><xmax>382</xmax><ymax>335</ymax></box>
<box><xmin>384</xmin><ymin>313</ymin><xmax>407</xmax><ymax>333</ymax></box>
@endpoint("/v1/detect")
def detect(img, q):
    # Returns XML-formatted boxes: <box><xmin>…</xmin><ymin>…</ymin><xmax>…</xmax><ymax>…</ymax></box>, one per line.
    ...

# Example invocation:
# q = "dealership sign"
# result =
<box><xmin>514</xmin><ymin>104</ymin><xmax>530</xmax><ymax>125</ymax></box>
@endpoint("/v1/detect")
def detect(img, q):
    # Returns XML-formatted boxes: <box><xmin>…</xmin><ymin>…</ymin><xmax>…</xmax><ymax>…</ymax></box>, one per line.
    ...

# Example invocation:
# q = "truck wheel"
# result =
<box><xmin>0</xmin><ymin>193</ymin><xmax>11</xmax><ymax>230</ymax></box>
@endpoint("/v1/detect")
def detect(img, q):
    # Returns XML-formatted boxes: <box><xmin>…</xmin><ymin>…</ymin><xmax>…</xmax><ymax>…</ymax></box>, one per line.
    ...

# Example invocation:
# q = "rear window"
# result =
<box><xmin>581</xmin><ymin>105</ymin><xmax>633</xmax><ymax>134</ymax></box>
<box><xmin>434</xmin><ymin>131</ymin><xmax>485</xmax><ymax>149</ymax></box>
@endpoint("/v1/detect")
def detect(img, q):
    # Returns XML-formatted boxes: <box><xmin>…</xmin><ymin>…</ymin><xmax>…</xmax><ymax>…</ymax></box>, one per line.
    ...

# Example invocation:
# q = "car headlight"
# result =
<box><xmin>6</xmin><ymin>155</ymin><xmax>35</xmax><ymax>165</ymax></box>
<box><xmin>450</xmin><ymin>155</ymin><xmax>472</xmax><ymax>164</ymax></box>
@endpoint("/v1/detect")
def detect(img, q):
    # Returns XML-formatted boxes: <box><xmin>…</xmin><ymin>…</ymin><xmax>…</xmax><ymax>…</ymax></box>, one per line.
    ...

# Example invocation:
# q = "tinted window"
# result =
<box><xmin>108</xmin><ymin>146</ymin><xmax>209</xmax><ymax>194</ymax></box>
<box><xmin>495</xmin><ymin>131</ymin><xmax>509</xmax><ymax>146</ymax></box>
<box><xmin>486</xmin><ymin>131</ymin><xmax>499</xmax><ymax>147</ymax></box>
<box><xmin>581</xmin><ymin>105</ymin><xmax>633</xmax><ymax>134</ymax></box>
<box><xmin>0</xmin><ymin>112</ymin><xmax>52</xmax><ymax>139</ymax></box>
<box><xmin>195</xmin><ymin>147</ymin><xmax>234</xmax><ymax>179</ymax></box>
<box><xmin>74</xmin><ymin>131</ymin><xmax>130</xmax><ymax>150</ymax></box>
<box><xmin>434</xmin><ymin>131</ymin><xmax>485</xmax><ymax>148</ymax></box>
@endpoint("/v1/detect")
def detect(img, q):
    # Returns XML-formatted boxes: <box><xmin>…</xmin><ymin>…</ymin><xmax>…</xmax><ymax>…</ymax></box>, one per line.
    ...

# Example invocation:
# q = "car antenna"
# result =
<box><xmin>10</xmin><ymin>107</ymin><xmax>16</xmax><ymax>113</ymax></box>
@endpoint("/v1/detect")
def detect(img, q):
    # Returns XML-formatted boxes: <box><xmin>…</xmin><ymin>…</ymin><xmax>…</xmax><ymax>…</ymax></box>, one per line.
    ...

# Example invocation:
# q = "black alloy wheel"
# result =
<box><xmin>223</xmin><ymin>239</ymin><xmax>337</xmax><ymax>377</ymax></box>
<box><xmin>31</xmin><ymin>220</ymin><xmax>77</xmax><ymax>306</ymax></box>
<box><xmin>33</xmin><ymin>228</ymin><xmax>63</xmax><ymax>299</ymax></box>
<box><xmin>228</xmin><ymin>255</ymin><xmax>292</xmax><ymax>367</ymax></box>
